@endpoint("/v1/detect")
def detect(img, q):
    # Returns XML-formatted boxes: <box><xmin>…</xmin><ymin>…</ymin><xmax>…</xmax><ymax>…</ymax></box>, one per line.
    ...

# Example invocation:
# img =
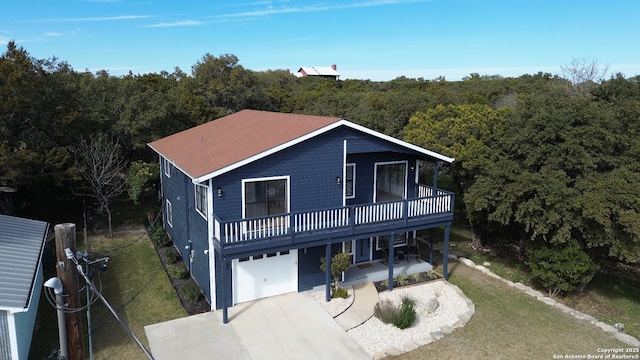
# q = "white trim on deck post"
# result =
<box><xmin>343</xmin><ymin>139</ymin><xmax>347</xmax><ymax>208</ymax></box>
<box><xmin>207</xmin><ymin>178</ymin><xmax>216</xmax><ymax>311</ymax></box>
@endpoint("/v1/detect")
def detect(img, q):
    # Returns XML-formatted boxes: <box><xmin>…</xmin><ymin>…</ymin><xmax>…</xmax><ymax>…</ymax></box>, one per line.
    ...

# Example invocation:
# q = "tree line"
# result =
<box><xmin>2</xmin><ymin>41</ymin><xmax>639</xmax><ymax>294</ymax></box>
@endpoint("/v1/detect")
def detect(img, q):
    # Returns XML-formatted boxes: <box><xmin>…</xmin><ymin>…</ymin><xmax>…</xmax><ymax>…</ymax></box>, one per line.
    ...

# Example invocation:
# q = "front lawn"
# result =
<box><xmin>393</xmin><ymin>263</ymin><xmax>627</xmax><ymax>360</ymax></box>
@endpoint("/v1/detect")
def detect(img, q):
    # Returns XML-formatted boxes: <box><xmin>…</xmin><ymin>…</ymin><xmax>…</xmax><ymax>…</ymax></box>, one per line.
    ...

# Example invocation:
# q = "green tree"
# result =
<box><xmin>126</xmin><ymin>161</ymin><xmax>160</xmax><ymax>224</ymax></box>
<box><xmin>0</xmin><ymin>42</ymin><xmax>79</xmax><ymax>216</ymax></box>
<box><xmin>404</xmin><ymin>103</ymin><xmax>513</xmax><ymax>247</ymax></box>
<box><xmin>186</xmin><ymin>54</ymin><xmax>258</xmax><ymax>121</ymax></box>
<box><xmin>320</xmin><ymin>252</ymin><xmax>352</xmax><ymax>293</ymax></box>
<box><xmin>466</xmin><ymin>87</ymin><xmax>640</xmax><ymax>291</ymax></box>
<box><xmin>527</xmin><ymin>239</ymin><xmax>600</xmax><ymax>296</ymax></box>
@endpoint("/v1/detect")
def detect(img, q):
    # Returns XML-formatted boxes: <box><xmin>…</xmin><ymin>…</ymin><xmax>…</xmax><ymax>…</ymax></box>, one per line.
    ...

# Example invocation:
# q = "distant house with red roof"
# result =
<box><xmin>148</xmin><ymin>109</ymin><xmax>455</xmax><ymax>323</ymax></box>
<box><xmin>295</xmin><ymin>64</ymin><xmax>340</xmax><ymax>80</ymax></box>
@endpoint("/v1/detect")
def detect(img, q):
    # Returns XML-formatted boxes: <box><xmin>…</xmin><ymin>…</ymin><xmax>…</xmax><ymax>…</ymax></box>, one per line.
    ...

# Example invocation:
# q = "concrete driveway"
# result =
<box><xmin>144</xmin><ymin>292</ymin><xmax>370</xmax><ymax>360</ymax></box>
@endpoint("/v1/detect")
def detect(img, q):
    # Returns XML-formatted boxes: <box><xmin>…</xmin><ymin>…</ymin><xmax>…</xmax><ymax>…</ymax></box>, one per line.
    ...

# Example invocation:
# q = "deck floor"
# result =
<box><xmin>342</xmin><ymin>259</ymin><xmax>432</xmax><ymax>286</ymax></box>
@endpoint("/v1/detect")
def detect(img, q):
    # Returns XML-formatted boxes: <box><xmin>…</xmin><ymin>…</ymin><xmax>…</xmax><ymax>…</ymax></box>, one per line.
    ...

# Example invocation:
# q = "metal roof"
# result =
<box><xmin>0</xmin><ymin>214</ymin><xmax>48</xmax><ymax>311</ymax></box>
<box><xmin>296</xmin><ymin>66</ymin><xmax>340</xmax><ymax>77</ymax></box>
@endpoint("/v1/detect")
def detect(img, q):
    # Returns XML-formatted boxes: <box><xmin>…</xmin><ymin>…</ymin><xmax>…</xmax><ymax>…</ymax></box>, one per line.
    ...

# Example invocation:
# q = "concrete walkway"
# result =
<box><xmin>334</xmin><ymin>282</ymin><xmax>379</xmax><ymax>331</ymax></box>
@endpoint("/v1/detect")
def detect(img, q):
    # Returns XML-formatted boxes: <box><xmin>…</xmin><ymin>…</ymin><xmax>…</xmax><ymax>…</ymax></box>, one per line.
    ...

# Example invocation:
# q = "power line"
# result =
<box><xmin>65</xmin><ymin>248</ymin><xmax>155</xmax><ymax>360</ymax></box>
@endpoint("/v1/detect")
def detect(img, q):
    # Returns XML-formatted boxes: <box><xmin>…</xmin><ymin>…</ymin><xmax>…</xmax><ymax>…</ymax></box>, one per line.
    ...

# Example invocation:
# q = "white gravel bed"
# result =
<box><xmin>310</xmin><ymin>281</ymin><xmax>474</xmax><ymax>359</ymax></box>
<box><xmin>308</xmin><ymin>286</ymin><xmax>355</xmax><ymax>317</ymax></box>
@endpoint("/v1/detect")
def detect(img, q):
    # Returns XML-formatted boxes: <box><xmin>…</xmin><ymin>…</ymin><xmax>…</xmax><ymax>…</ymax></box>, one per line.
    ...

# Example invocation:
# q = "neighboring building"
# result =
<box><xmin>295</xmin><ymin>64</ymin><xmax>340</xmax><ymax>79</ymax></box>
<box><xmin>148</xmin><ymin>109</ymin><xmax>455</xmax><ymax>322</ymax></box>
<box><xmin>0</xmin><ymin>214</ymin><xmax>49</xmax><ymax>360</ymax></box>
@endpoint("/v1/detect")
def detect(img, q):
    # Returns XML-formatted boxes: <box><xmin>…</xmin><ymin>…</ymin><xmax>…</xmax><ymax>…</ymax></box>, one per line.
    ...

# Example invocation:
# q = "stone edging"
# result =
<box><xmin>454</xmin><ymin>255</ymin><xmax>640</xmax><ymax>347</ymax></box>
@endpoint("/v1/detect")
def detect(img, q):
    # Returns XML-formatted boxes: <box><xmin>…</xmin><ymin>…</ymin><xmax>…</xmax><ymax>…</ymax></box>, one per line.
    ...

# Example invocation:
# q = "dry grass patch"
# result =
<box><xmin>82</xmin><ymin>228</ymin><xmax>187</xmax><ymax>360</ymax></box>
<box><xmin>391</xmin><ymin>263</ymin><xmax>626</xmax><ymax>360</ymax></box>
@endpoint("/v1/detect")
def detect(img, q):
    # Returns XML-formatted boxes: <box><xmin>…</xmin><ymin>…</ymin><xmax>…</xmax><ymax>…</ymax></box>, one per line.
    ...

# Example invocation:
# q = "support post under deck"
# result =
<box><xmin>443</xmin><ymin>224</ymin><xmax>451</xmax><ymax>280</ymax></box>
<box><xmin>325</xmin><ymin>244</ymin><xmax>332</xmax><ymax>302</ymax></box>
<box><xmin>388</xmin><ymin>233</ymin><xmax>395</xmax><ymax>291</ymax></box>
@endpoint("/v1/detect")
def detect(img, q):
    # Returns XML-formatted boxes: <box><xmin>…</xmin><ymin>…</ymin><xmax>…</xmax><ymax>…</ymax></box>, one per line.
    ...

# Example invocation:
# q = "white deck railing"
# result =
<box><xmin>216</xmin><ymin>185</ymin><xmax>452</xmax><ymax>245</ymax></box>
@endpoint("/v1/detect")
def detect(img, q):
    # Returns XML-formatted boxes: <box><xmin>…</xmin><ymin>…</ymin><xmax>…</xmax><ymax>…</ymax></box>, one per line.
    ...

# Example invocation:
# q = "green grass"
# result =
<box><xmin>418</xmin><ymin>224</ymin><xmax>640</xmax><ymax>342</ymax></box>
<box><xmin>563</xmin><ymin>272</ymin><xmax>640</xmax><ymax>339</ymax></box>
<box><xmin>393</xmin><ymin>264</ymin><xmax>627</xmax><ymax>360</ymax></box>
<box><xmin>29</xmin><ymin>200</ymin><xmax>187</xmax><ymax>360</ymax></box>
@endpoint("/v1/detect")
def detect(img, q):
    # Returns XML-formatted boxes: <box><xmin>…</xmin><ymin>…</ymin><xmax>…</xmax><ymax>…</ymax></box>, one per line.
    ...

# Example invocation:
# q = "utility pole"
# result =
<box><xmin>55</xmin><ymin>223</ymin><xmax>85</xmax><ymax>360</ymax></box>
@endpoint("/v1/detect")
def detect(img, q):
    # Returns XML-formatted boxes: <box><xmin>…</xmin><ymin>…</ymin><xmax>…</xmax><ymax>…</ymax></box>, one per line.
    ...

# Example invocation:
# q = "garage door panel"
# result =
<box><xmin>233</xmin><ymin>250</ymin><xmax>297</xmax><ymax>304</ymax></box>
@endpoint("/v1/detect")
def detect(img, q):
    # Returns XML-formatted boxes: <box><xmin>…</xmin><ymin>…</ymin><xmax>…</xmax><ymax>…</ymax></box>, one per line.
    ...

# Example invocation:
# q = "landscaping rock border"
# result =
<box><xmin>455</xmin><ymin>255</ymin><xmax>640</xmax><ymax>347</ymax></box>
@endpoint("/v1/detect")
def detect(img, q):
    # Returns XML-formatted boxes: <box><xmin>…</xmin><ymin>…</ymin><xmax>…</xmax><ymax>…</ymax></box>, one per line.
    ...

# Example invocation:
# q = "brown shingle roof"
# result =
<box><xmin>148</xmin><ymin>110</ymin><xmax>342</xmax><ymax>180</ymax></box>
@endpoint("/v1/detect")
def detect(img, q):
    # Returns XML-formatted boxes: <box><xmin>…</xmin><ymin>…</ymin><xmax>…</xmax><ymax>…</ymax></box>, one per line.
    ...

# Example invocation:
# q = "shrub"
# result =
<box><xmin>527</xmin><ymin>239</ymin><xmax>599</xmax><ymax>296</ymax></box>
<box><xmin>395</xmin><ymin>296</ymin><xmax>417</xmax><ymax>329</ymax></box>
<box><xmin>164</xmin><ymin>247</ymin><xmax>180</xmax><ymax>264</ymax></box>
<box><xmin>374</xmin><ymin>296</ymin><xmax>417</xmax><ymax>329</ymax></box>
<box><xmin>427</xmin><ymin>271</ymin><xmax>440</xmax><ymax>280</ymax></box>
<box><xmin>394</xmin><ymin>274</ymin><xmax>409</xmax><ymax>286</ymax></box>
<box><xmin>168</xmin><ymin>263</ymin><xmax>188</xmax><ymax>279</ymax></box>
<box><xmin>150</xmin><ymin>225</ymin><xmax>171</xmax><ymax>247</ymax></box>
<box><xmin>180</xmin><ymin>281</ymin><xmax>202</xmax><ymax>301</ymax></box>
<box><xmin>332</xmin><ymin>286</ymin><xmax>348</xmax><ymax>299</ymax></box>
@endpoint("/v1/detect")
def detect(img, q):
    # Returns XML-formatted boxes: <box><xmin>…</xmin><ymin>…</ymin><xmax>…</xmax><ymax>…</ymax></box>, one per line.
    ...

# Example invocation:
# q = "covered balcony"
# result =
<box><xmin>212</xmin><ymin>184</ymin><xmax>454</xmax><ymax>258</ymax></box>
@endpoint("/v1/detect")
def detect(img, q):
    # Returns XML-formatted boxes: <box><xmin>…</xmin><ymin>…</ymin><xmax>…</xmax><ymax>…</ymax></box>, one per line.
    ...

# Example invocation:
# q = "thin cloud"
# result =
<box><xmin>145</xmin><ymin>20</ymin><xmax>202</xmax><ymax>28</ymax></box>
<box><xmin>44</xmin><ymin>32</ymin><xmax>63</xmax><ymax>37</ymax></box>
<box><xmin>36</xmin><ymin>15</ymin><xmax>153</xmax><ymax>23</ymax></box>
<box><xmin>213</xmin><ymin>0</ymin><xmax>432</xmax><ymax>19</ymax></box>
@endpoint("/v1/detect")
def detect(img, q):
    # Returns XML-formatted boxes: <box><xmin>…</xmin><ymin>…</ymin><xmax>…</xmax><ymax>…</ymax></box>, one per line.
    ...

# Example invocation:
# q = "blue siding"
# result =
<box><xmin>189</xmin><ymin>196</ymin><xmax>210</xmax><ymax>302</ymax></box>
<box><xmin>159</xmin><ymin>124</ymin><xmax>449</xmax><ymax>309</ymax></box>
<box><xmin>161</xmin><ymin>157</ymin><xmax>212</xmax><ymax>304</ymax></box>
<box><xmin>213</xmin><ymin>249</ymin><xmax>233</xmax><ymax>309</ymax></box>
<box><xmin>346</xmin><ymin>152</ymin><xmax>420</xmax><ymax>206</ymax></box>
<box><xmin>298</xmin><ymin>243</ymin><xmax>343</xmax><ymax>291</ymax></box>
<box><xmin>213</xmin><ymin>130</ymin><xmax>345</xmax><ymax>220</ymax></box>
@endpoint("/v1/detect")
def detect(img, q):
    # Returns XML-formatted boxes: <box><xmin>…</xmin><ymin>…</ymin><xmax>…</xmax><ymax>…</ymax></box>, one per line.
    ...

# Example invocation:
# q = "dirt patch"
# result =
<box><xmin>373</xmin><ymin>271</ymin><xmax>442</xmax><ymax>292</ymax></box>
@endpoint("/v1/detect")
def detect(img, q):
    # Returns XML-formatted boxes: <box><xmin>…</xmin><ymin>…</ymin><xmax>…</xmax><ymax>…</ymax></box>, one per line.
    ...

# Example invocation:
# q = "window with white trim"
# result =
<box><xmin>376</xmin><ymin>232</ymin><xmax>407</xmax><ymax>250</ymax></box>
<box><xmin>166</xmin><ymin>199</ymin><xmax>173</xmax><ymax>227</ymax></box>
<box><xmin>243</xmin><ymin>178</ymin><xmax>289</xmax><ymax>218</ymax></box>
<box><xmin>164</xmin><ymin>158</ymin><xmax>171</xmax><ymax>178</ymax></box>
<box><xmin>345</xmin><ymin>163</ymin><xmax>355</xmax><ymax>199</ymax></box>
<box><xmin>195</xmin><ymin>184</ymin><xmax>208</xmax><ymax>218</ymax></box>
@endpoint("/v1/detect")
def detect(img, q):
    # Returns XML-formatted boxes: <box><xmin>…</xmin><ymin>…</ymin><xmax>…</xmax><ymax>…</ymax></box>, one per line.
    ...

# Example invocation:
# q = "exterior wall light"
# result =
<box><xmin>217</xmin><ymin>187</ymin><xmax>223</xmax><ymax>197</ymax></box>
<box><xmin>336</xmin><ymin>177</ymin><xmax>341</xmax><ymax>186</ymax></box>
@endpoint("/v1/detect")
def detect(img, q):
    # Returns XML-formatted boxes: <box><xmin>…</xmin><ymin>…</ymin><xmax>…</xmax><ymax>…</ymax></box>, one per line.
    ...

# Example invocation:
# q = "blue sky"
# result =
<box><xmin>2</xmin><ymin>0</ymin><xmax>639</xmax><ymax>81</ymax></box>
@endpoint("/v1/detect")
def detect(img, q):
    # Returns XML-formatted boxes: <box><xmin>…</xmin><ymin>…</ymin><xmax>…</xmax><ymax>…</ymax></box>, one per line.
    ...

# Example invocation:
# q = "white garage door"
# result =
<box><xmin>233</xmin><ymin>249</ymin><xmax>298</xmax><ymax>304</ymax></box>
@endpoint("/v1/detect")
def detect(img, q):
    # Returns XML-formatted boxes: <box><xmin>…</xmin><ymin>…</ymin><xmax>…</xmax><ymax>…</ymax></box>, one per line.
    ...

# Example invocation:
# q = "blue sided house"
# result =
<box><xmin>148</xmin><ymin>109</ymin><xmax>455</xmax><ymax>323</ymax></box>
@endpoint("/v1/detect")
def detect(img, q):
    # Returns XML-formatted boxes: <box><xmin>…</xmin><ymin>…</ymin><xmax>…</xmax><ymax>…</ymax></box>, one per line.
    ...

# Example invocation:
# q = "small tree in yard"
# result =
<box><xmin>320</xmin><ymin>252</ymin><xmax>352</xmax><ymax>296</ymax></box>
<box><xmin>527</xmin><ymin>239</ymin><xmax>600</xmax><ymax>297</ymax></box>
<box><xmin>72</xmin><ymin>133</ymin><xmax>128</xmax><ymax>238</ymax></box>
<box><xmin>126</xmin><ymin>161</ymin><xmax>160</xmax><ymax>224</ymax></box>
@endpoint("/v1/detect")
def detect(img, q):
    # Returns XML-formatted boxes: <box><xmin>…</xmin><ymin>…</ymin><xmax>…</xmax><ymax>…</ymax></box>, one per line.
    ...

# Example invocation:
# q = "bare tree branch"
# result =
<box><xmin>72</xmin><ymin>132</ymin><xmax>127</xmax><ymax>237</ymax></box>
<box><xmin>561</xmin><ymin>57</ymin><xmax>609</xmax><ymax>98</ymax></box>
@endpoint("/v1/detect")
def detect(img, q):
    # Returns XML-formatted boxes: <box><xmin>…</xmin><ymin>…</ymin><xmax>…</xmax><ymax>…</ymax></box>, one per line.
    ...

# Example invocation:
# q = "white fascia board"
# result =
<box><xmin>147</xmin><ymin>143</ymin><xmax>197</xmax><ymax>182</ymax></box>
<box><xmin>190</xmin><ymin>119</ymin><xmax>454</xmax><ymax>184</ymax></box>
<box><xmin>339</xmin><ymin>120</ymin><xmax>455</xmax><ymax>163</ymax></box>
<box><xmin>191</xmin><ymin>121</ymin><xmax>346</xmax><ymax>184</ymax></box>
